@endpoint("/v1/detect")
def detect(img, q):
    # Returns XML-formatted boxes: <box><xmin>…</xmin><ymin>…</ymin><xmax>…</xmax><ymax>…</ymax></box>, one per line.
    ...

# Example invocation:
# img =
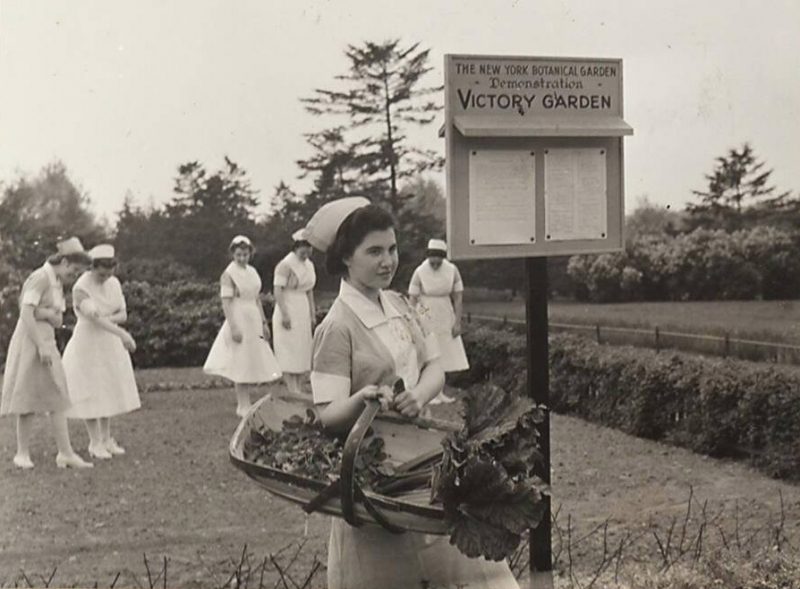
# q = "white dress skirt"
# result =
<box><xmin>204</xmin><ymin>262</ymin><xmax>282</xmax><ymax>384</ymax></box>
<box><xmin>63</xmin><ymin>273</ymin><xmax>141</xmax><ymax>419</ymax></box>
<box><xmin>408</xmin><ymin>259</ymin><xmax>470</xmax><ymax>372</ymax></box>
<box><xmin>272</xmin><ymin>252</ymin><xmax>316</xmax><ymax>374</ymax></box>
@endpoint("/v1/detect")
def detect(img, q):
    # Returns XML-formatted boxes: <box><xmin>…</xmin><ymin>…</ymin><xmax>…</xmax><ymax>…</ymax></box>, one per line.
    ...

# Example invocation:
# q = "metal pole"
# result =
<box><xmin>525</xmin><ymin>257</ymin><xmax>552</xmax><ymax>578</ymax></box>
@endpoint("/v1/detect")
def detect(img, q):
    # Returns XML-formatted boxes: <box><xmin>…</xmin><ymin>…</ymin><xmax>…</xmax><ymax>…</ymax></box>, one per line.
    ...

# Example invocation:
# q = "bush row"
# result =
<box><xmin>567</xmin><ymin>226</ymin><xmax>800</xmax><ymax>302</ymax></box>
<box><xmin>459</xmin><ymin>324</ymin><xmax>800</xmax><ymax>482</ymax></box>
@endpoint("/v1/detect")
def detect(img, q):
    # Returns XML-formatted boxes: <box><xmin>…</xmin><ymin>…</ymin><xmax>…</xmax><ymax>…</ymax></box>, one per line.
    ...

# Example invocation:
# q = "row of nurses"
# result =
<box><xmin>1</xmin><ymin>238</ymin><xmax>140</xmax><ymax>469</ymax></box>
<box><xmin>203</xmin><ymin>232</ymin><xmax>318</xmax><ymax>415</ymax></box>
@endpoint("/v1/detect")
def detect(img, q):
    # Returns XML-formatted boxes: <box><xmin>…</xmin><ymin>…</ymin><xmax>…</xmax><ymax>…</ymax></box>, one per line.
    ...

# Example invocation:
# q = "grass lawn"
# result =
<box><xmin>2</xmin><ymin>368</ymin><xmax>800</xmax><ymax>587</ymax></box>
<box><xmin>465</xmin><ymin>299</ymin><xmax>800</xmax><ymax>344</ymax></box>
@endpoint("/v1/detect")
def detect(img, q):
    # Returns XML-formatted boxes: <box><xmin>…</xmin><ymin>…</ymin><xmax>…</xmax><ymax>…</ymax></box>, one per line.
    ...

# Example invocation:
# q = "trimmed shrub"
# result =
<box><xmin>567</xmin><ymin>226</ymin><xmax>800</xmax><ymax>302</ymax></box>
<box><xmin>460</xmin><ymin>324</ymin><xmax>800</xmax><ymax>482</ymax></box>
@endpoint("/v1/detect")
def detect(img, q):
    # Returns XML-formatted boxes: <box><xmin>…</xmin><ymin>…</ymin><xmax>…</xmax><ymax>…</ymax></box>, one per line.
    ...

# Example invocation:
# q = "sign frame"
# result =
<box><xmin>444</xmin><ymin>53</ymin><xmax>632</xmax><ymax>260</ymax></box>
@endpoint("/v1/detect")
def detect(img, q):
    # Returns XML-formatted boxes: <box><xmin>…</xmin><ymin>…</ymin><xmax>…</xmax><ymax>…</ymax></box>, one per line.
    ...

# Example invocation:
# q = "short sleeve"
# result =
<box><xmin>408</xmin><ymin>268</ymin><xmax>422</xmax><ymax>296</ymax></box>
<box><xmin>72</xmin><ymin>284</ymin><xmax>91</xmax><ymax>311</ymax></box>
<box><xmin>20</xmin><ymin>271</ymin><xmax>49</xmax><ymax>307</ymax></box>
<box><xmin>311</xmin><ymin>320</ymin><xmax>352</xmax><ymax>404</ymax></box>
<box><xmin>452</xmin><ymin>265</ymin><xmax>464</xmax><ymax>293</ymax></box>
<box><xmin>220</xmin><ymin>272</ymin><xmax>236</xmax><ymax>298</ymax></box>
<box><xmin>273</xmin><ymin>261</ymin><xmax>291</xmax><ymax>288</ymax></box>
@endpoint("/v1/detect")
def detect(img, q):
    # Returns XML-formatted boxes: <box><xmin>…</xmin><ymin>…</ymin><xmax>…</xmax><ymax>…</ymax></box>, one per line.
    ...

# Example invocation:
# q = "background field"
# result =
<box><xmin>464</xmin><ymin>299</ymin><xmax>800</xmax><ymax>345</ymax></box>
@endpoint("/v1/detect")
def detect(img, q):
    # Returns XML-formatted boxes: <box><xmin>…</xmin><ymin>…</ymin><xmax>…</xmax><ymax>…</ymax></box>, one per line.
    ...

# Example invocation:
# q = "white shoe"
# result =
<box><xmin>105</xmin><ymin>438</ymin><xmax>126</xmax><ymax>456</ymax></box>
<box><xmin>13</xmin><ymin>454</ymin><xmax>34</xmax><ymax>469</ymax></box>
<box><xmin>88</xmin><ymin>444</ymin><xmax>112</xmax><ymax>460</ymax></box>
<box><xmin>56</xmin><ymin>453</ymin><xmax>94</xmax><ymax>469</ymax></box>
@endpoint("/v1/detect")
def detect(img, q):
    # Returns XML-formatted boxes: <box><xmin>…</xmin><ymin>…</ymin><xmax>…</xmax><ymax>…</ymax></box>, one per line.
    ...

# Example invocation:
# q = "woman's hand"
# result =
<box><xmin>230</xmin><ymin>325</ymin><xmax>243</xmax><ymax>343</ymax></box>
<box><xmin>37</xmin><ymin>344</ymin><xmax>53</xmax><ymax>366</ymax></box>
<box><xmin>34</xmin><ymin>308</ymin><xmax>62</xmax><ymax>328</ymax></box>
<box><xmin>281</xmin><ymin>314</ymin><xmax>292</xmax><ymax>330</ymax></box>
<box><xmin>120</xmin><ymin>331</ymin><xmax>137</xmax><ymax>353</ymax></box>
<box><xmin>392</xmin><ymin>388</ymin><xmax>424</xmax><ymax>418</ymax></box>
<box><xmin>356</xmin><ymin>384</ymin><xmax>394</xmax><ymax>412</ymax></box>
<box><xmin>451</xmin><ymin>321</ymin><xmax>462</xmax><ymax>338</ymax></box>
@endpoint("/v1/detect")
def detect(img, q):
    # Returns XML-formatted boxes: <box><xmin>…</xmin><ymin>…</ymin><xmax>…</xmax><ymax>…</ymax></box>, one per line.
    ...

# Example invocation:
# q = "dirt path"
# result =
<box><xmin>1</xmin><ymin>382</ymin><xmax>798</xmax><ymax>587</ymax></box>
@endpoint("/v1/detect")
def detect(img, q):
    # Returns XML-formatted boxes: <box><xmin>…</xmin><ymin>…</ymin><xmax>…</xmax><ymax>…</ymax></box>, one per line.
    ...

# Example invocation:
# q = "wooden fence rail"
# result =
<box><xmin>464</xmin><ymin>313</ymin><xmax>800</xmax><ymax>366</ymax></box>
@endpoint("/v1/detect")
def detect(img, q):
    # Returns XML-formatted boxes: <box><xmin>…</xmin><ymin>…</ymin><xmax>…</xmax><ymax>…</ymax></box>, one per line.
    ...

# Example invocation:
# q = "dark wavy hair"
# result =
<box><xmin>325</xmin><ymin>205</ymin><xmax>396</xmax><ymax>276</ymax></box>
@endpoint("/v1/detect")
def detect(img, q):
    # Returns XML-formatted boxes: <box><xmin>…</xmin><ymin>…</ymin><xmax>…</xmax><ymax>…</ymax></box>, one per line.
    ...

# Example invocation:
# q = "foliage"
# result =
<box><xmin>115</xmin><ymin>257</ymin><xmax>197</xmax><ymax>285</ymax></box>
<box><xmin>686</xmin><ymin>142</ymin><xmax>795</xmax><ymax>231</ymax></box>
<box><xmin>299</xmin><ymin>39</ymin><xmax>443</xmax><ymax>206</ymax></box>
<box><xmin>433</xmin><ymin>384</ymin><xmax>548</xmax><ymax>561</ymax></box>
<box><xmin>114</xmin><ymin>158</ymin><xmax>261</xmax><ymax>281</ymax></box>
<box><xmin>122</xmin><ymin>280</ymin><xmax>224</xmax><ymax>368</ymax></box>
<box><xmin>458</xmin><ymin>325</ymin><xmax>800</xmax><ymax>482</ymax></box>
<box><xmin>243</xmin><ymin>413</ymin><xmax>392</xmax><ymax>488</ymax></box>
<box><xmin>567</xmin><ymin>225</ymin><xmax>800</xmax><ymax>302</ymax></box>
<box><xmin>0</xmin><ymin>239</ymin><xmax>24</xmax><ymax>366</ymax></box>
<box><xmin>0</xmin><ymin>161</ymin><xmax>107</xmax><ymax>270</ymax></box>
<box><xmin>625</xmin><ymin>196</ymin><xmax>685</xmax><ymax>241</ymax></box>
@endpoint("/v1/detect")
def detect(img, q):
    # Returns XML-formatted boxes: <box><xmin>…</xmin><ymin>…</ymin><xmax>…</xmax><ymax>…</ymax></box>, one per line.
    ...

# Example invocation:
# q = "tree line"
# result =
<box><xmin>1</xmin><ymin>40</ymin><xmax>797</xmax><ymax>309</ymax></box>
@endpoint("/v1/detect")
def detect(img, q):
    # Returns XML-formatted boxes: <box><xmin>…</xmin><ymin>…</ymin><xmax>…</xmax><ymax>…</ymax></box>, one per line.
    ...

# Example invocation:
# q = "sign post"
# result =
<box><xmin>443</xmin><ymin>54</ymin><xmax>633</xmax><ymax>587</ymax></box>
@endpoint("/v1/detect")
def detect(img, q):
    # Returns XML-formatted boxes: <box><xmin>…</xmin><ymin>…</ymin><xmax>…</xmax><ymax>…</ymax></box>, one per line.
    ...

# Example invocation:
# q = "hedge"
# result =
<box><xmin>460</xmin><ymin>325</ymin><xmax>800</xmax><ymax>482</ymax></box>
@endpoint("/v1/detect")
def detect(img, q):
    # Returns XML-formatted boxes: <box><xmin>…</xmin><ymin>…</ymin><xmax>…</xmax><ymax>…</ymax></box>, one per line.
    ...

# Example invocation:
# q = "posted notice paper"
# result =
<box><xmin>544</xmin><ymin>148</ymin><xmax>607</xmax><ymax>241</ymax></box>
<box><xmin>468</xmin><ymin>149</ymin><xmax>536</xmax><ymax>245</ymax></box>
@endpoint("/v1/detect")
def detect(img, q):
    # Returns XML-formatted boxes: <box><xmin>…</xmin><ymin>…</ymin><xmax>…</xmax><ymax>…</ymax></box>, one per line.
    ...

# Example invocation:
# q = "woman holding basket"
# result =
<box><xmin>304</xmin><ymin>198</ymin><xmax>519</xmax><ymax>589</ymax></box>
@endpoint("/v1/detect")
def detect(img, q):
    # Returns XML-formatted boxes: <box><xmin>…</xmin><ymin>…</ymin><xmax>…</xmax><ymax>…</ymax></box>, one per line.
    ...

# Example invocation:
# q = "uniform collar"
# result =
<box><xmin>424</xmin><ymin>258</ymin><xmax>450</xmax><ymax>272</ymax></box>
<box><xmin>339</xmin><ymin>279</ymin><xmax>400</xmax><ymax>329</ymax></box>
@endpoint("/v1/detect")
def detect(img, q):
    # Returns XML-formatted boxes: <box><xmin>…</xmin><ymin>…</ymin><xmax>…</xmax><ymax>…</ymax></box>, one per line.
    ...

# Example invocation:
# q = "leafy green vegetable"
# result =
<box><xmin>432</xmin><ymin>383</ymin><xmax>549</xmax><ymax>561</ymax></box>
<box><xmin>243</xmin><ymin>413</ymin><xmax>391</xmax><ymax>488</ymax></box>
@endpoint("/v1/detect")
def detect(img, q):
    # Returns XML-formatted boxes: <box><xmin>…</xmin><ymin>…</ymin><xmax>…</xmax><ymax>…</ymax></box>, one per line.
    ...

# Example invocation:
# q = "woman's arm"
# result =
<box><xmin>451</xmin><ymin>290</ymin><xmax>464</xmax><ymax>337</ymax></box>
<box><xmin>33</xmin><ymin>307</ymin><xmax>62</xmax><ymax>328</ymax></box>
<box><xmin>20</xmin><ymin>305</ymin><xmax>52</xmax><ymax>364</ymax></box>
<box><xmin>316</xmin><ymin>385</ymin><xmax>393</xmax><ymax>433</ymax></box>
<box><xmin>106</xmin><ymin>308</ymin><xmax>127</xmax><ymax>324</ymax></box>
<box><xmin>219</xmin><ymin>273</ymin><xmax>242</xmax><ymax>342</ymax></box>
<box><xmin>256</xmin><ymin>294</ymin><xmax>271</xmax><ymax>339</ymax></box>
<box><xmin>274</xmin><ymin>285</ymin><xmax>291</xmax><ymax>329</ymax></box>
<box><xmin>307</xmin><ymin>290</ymin><xmax>316</xmax><ymax>328</ymax></box>
<box><xmin>393</xmin><ymin>359</ymin><xmax>445</xmax><ymax>417</ymax></box>
<box><xmin>76</xmin><ymin>295</ymin><xmax>136</xmax><ymax>351</ymax></box>
<box><xmin>221</xmin><ymin>297</ymin><xmax>241</xmax><ymax>342</ymax></box>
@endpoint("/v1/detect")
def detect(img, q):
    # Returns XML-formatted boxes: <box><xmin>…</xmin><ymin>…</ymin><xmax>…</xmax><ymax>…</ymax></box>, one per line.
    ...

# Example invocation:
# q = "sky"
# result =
<box><xmin>1</xmin><ymin>0</ymin><xmax>798</xmax><ymax>223</ymax></box>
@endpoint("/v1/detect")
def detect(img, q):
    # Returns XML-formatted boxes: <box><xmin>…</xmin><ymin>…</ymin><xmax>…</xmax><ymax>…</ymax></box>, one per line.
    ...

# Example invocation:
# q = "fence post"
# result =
<box><xmin>724</xmin><ymin>333</ymin><xmax>730</xmax><ymax>358</ymax></box>
<box><xmin>655</xmin><ymin>326</ymin><xmax>660</xmax><ymax>353</ymax></box>
<box><xmin>595</xmin><ymin>324</ymin><xmax>601</xmax><ymax>344</ymax></box>
<box><xmin>502</xmin><ymin>315</ymin><xmax>508</xmax><ymax>327</ymax></box>
<box><xmin>467</xmin><ymin>312</ymin><xmax>472</xmax><ymax>324</ymax></box>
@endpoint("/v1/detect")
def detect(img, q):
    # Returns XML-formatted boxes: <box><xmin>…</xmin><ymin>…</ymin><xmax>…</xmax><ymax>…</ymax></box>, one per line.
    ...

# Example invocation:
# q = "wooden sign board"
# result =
<box><xmin>444</xmin><ymin>54</ymin><xmax>633</xmax><ymax>260</ymax></box>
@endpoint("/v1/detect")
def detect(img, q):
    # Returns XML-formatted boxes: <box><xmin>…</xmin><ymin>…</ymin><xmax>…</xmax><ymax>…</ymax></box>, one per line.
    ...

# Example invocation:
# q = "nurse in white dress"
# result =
<box><xmin>305</xmin><ymin>197</ymin><xmax>520</xmax><ymax>589</ymax></box>
<box><xmin>1</xmin><ymin>237</ymin><xmax>94</xmax><ymax>469</ymax></box>
<box><xmin>204</xmin><ymin>235</ymin><xmax>282</xmax><ymax>417</ymax></box>
<box><xmin>272</xmin><ymin>229</ymin><xmax>316</xmax><ymax>396</ymax></box>
<box><xmin>63</xmin><ymin>244</ymin><xmax>141</xmax><ymax>459</ymax></box>
<box><xmin>408</xmin><ymin>239</ymin><xmax>469</xmax><ymax>404</ymax></box>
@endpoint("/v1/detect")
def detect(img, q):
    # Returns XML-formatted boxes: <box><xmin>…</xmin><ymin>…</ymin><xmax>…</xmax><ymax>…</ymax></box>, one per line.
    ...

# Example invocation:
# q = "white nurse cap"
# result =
<box><xmin>88</xmin><ymin>244</ymin><xmax>115</xmax><ymax>260</ymax></box>
<box><xmin>303</xmin><ymin>196</ymin><xmax>371</xmax><ymax>252</ymax></box>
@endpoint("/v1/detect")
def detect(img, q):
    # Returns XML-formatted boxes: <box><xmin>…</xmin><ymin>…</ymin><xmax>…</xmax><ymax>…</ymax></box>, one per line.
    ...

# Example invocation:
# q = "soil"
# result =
<box><xmin>1</xmin><ymin>373</ymin><xmax>799</xmax><ymax>587</ymax></box>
